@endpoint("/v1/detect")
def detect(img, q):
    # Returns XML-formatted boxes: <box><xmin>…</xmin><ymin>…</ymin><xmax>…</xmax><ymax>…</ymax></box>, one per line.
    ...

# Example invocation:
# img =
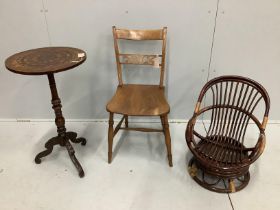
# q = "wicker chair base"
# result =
<box><xmin>188</xmin><ymin>157</ymin><xmax>250</xmax><ymax>193</ymax></box>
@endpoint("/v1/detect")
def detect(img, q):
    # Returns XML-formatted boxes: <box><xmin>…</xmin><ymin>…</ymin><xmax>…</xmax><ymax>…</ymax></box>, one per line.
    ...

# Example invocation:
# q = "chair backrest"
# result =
<box><xmin>112</xmin><ymin>26</ymin><xmax>167</xmax><ymax>87</ymax></box>
<box><xmin>194</xmin><ymin>75</ymin><xmax>270</xmax><ymax>144</ymax></box>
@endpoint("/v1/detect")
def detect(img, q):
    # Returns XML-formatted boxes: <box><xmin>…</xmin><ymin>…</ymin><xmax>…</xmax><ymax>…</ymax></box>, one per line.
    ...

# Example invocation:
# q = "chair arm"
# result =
<box><xmin>185</xmin><ymin>115</ymin><xmax>198</xmax><ymax>148</ymax></box>
<box><xmin>248</xmin><ymin>133</ymin><xmax>266</xmax><ymax>163</ymax></box>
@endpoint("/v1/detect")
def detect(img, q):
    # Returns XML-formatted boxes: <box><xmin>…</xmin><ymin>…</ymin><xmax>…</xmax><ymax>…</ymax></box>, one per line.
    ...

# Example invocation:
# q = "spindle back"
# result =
<box><xmin>195</xmin><ymin>76</ymin><xmax>270</xmax><ymax>145</ymax></box>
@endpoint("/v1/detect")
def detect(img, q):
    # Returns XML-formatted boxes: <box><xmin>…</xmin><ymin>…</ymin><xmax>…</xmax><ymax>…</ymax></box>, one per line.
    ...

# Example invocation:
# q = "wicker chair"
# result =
<box><xmin>186</xmin><ymin>75</ymin><xmax>270</xmax><ymax>193</ymax></box>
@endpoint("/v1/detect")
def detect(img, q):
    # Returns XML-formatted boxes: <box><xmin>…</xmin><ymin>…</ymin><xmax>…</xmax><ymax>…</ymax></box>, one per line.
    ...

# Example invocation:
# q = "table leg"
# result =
<box><xmin>65</xmin><ymin>140</ymin><xmax>85</xmax><ymax>177</ymax></box>
<box><xmin>66</xmin><ymin>131</ymin><xmax>87</xmax><ymax>145</ymax></box>
<box><xmin>35</xmin><ymin>136</ymin><xmax>61</xmax><ymax>163</ymax></box>
<box><xmin>34</xmin><ymin>73</ymin><xmax>86</xmax><ymax>178</ymax></box>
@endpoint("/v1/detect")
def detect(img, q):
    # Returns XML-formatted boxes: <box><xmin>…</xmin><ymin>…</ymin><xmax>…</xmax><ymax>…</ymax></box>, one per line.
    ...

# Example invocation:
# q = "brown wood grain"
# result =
<box><xmin>106</xmin><ymin>84</ymin><xmax>169</xmax><ymax>116</ymax></box>
<box><xmin>107</xmin><ymin>27</ymin><xmax>172</xmax><ymax>166</ymax></box>
<box><xmin>5</xmin><ymin>47</ymin><xmax>86</xmax><ymax>75</ymax></box>
<box><xmin>115</xmin><ymin>28</ymin><xmax>164</xmax><ymax>40</ymax></box>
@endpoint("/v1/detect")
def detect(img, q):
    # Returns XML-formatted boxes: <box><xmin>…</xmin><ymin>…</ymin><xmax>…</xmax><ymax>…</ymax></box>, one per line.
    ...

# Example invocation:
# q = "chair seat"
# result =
<box><xmin>106</xmin><ymin>84</ymin><xmax>170</xmax><ymax>116</ymax></box>
<box><xmin>195</xmin><ymin>136</ymin><xmax>249</xmax><ymax>167</ymax></box>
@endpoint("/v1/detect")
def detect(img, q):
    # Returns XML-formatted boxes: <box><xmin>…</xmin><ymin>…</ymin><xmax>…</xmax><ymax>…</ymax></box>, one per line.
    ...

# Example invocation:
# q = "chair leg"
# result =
<box><xmin>108</xmin><ymin>112</ymin><xmax>114</xmax><ymax>164</ymax></box>
<box><xmin>160</xmin><ymin>116</ymin><xmax>164</xmax><ymax>127</ymax></box>
<box><xmin>229</xmin><ymin>179</ymin><xmax>236</xmax><ymax>193</ymax></box>
<box><xmin>124</xmin><ymin>115</ymin><xmax>128</xmax><ymax>128</ymax></box>
<box><xmin>162</xmin><ymin>115</ymin><xmax>173</xmax><ymax>167</ymax></box>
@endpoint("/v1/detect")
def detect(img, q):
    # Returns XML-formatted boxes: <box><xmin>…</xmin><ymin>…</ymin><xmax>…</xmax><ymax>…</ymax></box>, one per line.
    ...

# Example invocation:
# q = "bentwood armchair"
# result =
<box><xmin>106</xmin><ymin>26</ymin><xmax>172</xmax><ymax>166</ymax></box>
<box><xmin>186</xmin><ymin>75</ymin><xmax>270</xmax><ymax>193</ymax></box>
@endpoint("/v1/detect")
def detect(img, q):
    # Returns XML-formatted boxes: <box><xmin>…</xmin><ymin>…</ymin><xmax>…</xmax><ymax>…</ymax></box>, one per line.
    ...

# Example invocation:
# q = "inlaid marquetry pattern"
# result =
<box><xmin>5</xmin><ymin>47</ymin><xmax>86</xmax><ymax>75</ymax></box>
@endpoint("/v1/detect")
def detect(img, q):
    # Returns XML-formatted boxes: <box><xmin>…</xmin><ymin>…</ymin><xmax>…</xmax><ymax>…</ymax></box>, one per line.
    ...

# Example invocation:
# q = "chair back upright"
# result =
<box><xmin>112</xmin><ymin>26</ymin><xmax>167</xmax><ymax>88</ymax></box>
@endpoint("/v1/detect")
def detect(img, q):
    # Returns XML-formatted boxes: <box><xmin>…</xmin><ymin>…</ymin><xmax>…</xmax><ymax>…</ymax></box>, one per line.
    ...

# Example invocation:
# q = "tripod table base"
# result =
<box><xmin>35</xmin><ymin>131</ymin><xmax>87</xmax><ymax>178</ymax></box>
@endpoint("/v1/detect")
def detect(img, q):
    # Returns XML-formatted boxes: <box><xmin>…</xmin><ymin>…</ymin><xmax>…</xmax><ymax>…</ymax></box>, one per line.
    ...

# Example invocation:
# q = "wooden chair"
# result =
<box><xmin>106</xmin><ymin>26</ymin><xmax>172</xmax><ymax>167</ymax></box>
<box><xmin>186</xmin><ymin>75</ymin><xmax>270</xmax><ymax>193</ymax></box>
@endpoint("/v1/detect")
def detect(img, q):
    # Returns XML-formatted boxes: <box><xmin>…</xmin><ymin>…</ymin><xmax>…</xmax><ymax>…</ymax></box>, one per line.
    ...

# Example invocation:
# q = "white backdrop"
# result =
<box><xmin>0</xmin><ymin>0</ymin><xmax>279</xmax><ymax>120</ymax></box>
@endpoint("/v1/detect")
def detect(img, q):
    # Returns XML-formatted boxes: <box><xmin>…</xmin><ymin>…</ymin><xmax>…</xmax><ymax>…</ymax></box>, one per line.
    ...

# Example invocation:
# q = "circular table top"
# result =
<box><xmin>5</xmin><ymin>47</ymin><xmax>87</xmax><ymax>75</ymax></box>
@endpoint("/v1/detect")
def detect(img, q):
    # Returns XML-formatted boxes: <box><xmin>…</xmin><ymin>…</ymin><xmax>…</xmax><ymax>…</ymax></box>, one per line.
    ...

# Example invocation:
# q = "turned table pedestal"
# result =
<box><xmin>5</xmin><ymin>47</ymin><xmax>87</xmax><ymax>177</ymax></box>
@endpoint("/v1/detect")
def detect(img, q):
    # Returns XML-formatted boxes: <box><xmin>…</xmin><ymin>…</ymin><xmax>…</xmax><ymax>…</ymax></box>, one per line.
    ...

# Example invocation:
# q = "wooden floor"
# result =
<box><xmin>0</xmin><ymin>120</ymin><xmax>279</xmax><ymax>210</ymax></box>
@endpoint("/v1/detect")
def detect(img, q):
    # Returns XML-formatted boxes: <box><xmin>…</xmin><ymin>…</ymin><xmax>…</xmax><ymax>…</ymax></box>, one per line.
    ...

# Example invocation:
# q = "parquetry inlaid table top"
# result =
<box><xmin>5</xmin><ymin>47</ymin><xmax>86</xmax><ymax>75</ymax></box>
